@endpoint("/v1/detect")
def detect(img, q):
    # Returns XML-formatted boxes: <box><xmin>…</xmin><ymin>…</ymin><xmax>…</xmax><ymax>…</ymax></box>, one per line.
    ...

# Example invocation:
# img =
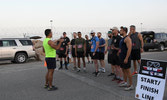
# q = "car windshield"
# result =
<box><xmin>155</xmin><ymin>34</ymin><xmax>161</xmax><ymax>39</ymax></box>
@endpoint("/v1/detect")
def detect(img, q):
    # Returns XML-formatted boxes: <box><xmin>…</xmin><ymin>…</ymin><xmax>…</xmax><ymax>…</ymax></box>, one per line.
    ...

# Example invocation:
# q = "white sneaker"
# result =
<box><xmin>83</xmin><ymin>68</ymin><xmax>86</xmax><ymax>72</ymax></box>
<box><xmin>102</xmin><ymin>68</ymin><xmax>106</xmax><ymax>73</ymax></box>
<box><xmin>124</xmin><ymin>85</ymin><xmax>134</xmax><ymax>91</ymax></box>
<box><xmin>77</xmin><ymin>68</ymin><xmax>81</xmax><ymax>72</ymax></box>
<box><xmin>119</xmin><ymin>82</ymin><xmax>127</xmax><ymax>87</ymax></box>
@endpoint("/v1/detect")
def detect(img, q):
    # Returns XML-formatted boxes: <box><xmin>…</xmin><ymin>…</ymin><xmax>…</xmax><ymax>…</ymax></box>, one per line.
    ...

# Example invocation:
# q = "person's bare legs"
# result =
<box><xmin>126</xmin><ymin>68</ymin><xmax>132</xmax><ymax>86</ymax></box>
<box><xmin>73</xmin><ymin>57</ymin><xmax>76</xmax><ymax>67</ymax></box>
<box><xmin>82</xmin><ymin>57</ymin><xmax>86</xmax><ymax>68</ymax></box>
<box><xmin>111</xmin><ymin>65</ymin><xmax>115</xmax><ymax>74</ymax></box>
<box><xmin>77</xmin><ymin>57</ymin><xmax>81</xmax><ymax>68</ymax></box>
<box><xmin>94</xmin><ymin>60</ymin><xmax>98</xmax><ymax>72</ymax></box>
<box><xmin>133</xmin><ymin>60</ymin><xmax>137</xmax><ymax>72</ymax></box>
<box><xmin>48</xmin><ymin>69</ymin><xmax>54</xmax><ymax>88</ymax></box>
<box><xmin>87</xmin><ymin>57</ymin><xmax>90</xmax><ymax>62</ymax></box>
<box><xmin>122</xmin><ymin>69</ymin><xmax>127</xmax><ymax>83</ymax></box>
<box><xmin>45</xmin><ymin>71</ymin><xmax>49</xmax><ymax>85</ymax></box>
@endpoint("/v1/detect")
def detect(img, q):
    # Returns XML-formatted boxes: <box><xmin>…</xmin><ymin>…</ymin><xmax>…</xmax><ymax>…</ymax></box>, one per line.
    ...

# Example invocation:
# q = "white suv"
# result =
<box><xmin>0</xmin><ymin>38</ymin><xmax>35</xmax><ymax>63</ymax></box>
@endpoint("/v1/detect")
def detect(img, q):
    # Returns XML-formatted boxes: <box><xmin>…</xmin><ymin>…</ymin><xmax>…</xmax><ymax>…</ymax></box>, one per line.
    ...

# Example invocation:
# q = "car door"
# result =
<box><xmin>1</xmin><ymin>40</ymin><xmax>18</xmax><ymax>59</ymax></box>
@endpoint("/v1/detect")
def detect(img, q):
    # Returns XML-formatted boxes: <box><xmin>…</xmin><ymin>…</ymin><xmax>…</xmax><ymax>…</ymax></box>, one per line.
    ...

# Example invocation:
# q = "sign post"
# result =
<box><xmin>135</xmin><ymin>59</ymin><xmax>167</xmax><ymax>100</ymax></box>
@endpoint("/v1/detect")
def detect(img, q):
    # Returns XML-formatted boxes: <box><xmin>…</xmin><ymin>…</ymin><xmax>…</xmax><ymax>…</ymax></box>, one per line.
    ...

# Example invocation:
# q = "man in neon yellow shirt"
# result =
<box><xmin>43</xmin><ymin>29</ymin><xmax>64</xmax><ymax>91</ymax></box>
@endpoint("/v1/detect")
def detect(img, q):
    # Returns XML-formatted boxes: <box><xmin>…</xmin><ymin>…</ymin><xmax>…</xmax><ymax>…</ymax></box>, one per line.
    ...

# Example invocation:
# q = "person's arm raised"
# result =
<box><xmin>48</xmin><ymin>39</ymin><xmax>64</xmax><ymax>50</ymax></box>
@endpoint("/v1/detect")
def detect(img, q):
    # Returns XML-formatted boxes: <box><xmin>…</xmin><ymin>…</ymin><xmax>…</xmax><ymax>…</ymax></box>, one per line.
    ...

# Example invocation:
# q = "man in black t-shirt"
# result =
<box><xmin>71</xmin><ymin>32</ymin><xmax>77</xmax><ymax>70</ymax></box>
<box><xmin>59</xmin><ymin>32</ymin><xmax>70</xmax><ymax>70</ymax></box>
<box><xmin>85</xmin><ymin>35</ymin><xmax>92</xmax><ymax>64</ymax></box>
<box><xmin>110</xmin><ymin>27</ymin><xmax>123</xmax><ymax>83</ymax></box>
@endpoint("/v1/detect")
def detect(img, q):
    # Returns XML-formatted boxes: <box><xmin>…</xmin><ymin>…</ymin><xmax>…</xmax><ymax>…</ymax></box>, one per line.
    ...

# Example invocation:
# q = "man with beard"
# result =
<box><xmin>119</xmin><ymin>27</ymin><xmax>133</xmax><ymax>91</ymax></box>
<box><xmin>110</xmin><ymin>27</ymin><xmax>123</xmax><ymax>83</ymax></box>
<box><xmin>97</xmin><ymin>32</ymin><xmax>106</xmax><ymax>73</ymax></box>
<box><xmin>129</xmin><ymin>25</ymin><xmax>144</xmax><ymax>76</ymax></box>
<box><xmin>105</xmin><ymin>31</ymin><xmax>115</xmax><ymax>76</ymax></box>
<box><xmin>90</xmin><ymin>32</ymin><xmax>100</xmax><ymax>77</ymax></box>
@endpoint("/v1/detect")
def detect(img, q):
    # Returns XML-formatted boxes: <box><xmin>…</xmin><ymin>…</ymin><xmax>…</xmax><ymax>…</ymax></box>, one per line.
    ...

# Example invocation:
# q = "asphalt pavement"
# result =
<box><xmin>0</xmin><ymin>51</ymin><xmax>167</xmax><ymax>100</ymax></box>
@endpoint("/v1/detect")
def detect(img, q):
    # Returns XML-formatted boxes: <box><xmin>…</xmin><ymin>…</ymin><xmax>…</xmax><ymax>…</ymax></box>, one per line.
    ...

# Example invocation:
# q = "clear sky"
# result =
<box><xmin>0</xmin><ymin>0</ymin><xmax>167</xmax><ymax>38</ymax></box>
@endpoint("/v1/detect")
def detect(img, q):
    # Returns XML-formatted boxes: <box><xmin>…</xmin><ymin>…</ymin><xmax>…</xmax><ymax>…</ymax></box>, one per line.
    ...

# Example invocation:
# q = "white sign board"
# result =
<box><xmin>135</xmin><ymin>59</ymin><xmax>167</xmax><ymax>100</ymax></box>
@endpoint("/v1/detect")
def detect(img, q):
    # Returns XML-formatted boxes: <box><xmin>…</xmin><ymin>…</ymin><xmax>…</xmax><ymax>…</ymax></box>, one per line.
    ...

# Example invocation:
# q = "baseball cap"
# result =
<box><xmin>108</xmin><ymin>31</ymin><xmax>112</xmax><ymax>34</ymax></box>
<box><xmin>111</xmin><ymin>27</ymin><xmax>118</xmax><ymax>31</ymax></box>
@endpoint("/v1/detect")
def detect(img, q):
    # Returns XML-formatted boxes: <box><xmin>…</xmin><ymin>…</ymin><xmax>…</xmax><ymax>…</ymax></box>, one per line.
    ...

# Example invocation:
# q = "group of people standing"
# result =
<box><xmin>42</xmin><ymin>25</ymin><xmax>144</xmax><ymax>91</ymax></box>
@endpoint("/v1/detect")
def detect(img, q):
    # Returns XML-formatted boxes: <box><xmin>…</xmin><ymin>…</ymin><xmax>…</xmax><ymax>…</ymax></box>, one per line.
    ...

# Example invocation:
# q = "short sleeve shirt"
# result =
<box><xmin>91</xmin><ymin>36</ymin><xmax>99</xmax><ymax>52</ymax></box>
<box><xmin>71</xmin><ymin>39</ymin><xmax>76</xmax><ymax>52</ymax></box>
<box><xmin>111</xmin><ymin>35</ymin><xmax>122</xmax><ymax>53</ymax></box>
<box><xmin>99</xmin><ymin>38</ymin><xmax>105</xmax><ymax>53</ymax></box>
<box><xmin>75</xmin><ymin>38</ymin><xmax>86</xmax><ymax>52</ymax></box>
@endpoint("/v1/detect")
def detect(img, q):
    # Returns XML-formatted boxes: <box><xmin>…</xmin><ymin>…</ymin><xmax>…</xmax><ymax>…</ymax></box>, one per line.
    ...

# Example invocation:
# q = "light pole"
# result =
<box><xmin>50</xmin><ymin>20</ymin><xmax>53</xmax><ymax>31</ymax></box>
<box><xmin>140</xmin><ymin>23</ymin><xmax>143</xmax><ymax>32</ymax></box>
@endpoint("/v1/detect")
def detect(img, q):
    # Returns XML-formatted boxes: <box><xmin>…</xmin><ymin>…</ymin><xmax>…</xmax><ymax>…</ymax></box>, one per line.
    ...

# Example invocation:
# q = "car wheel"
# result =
<box><xmin>14</xmin><ymin>53</ymin><xmax>28</xmax><ymax>63</ymax></box>
<box><xmin>159</xmin><ymin>44</ymin><xmax>165</xmax><ymax>51</ymax></box>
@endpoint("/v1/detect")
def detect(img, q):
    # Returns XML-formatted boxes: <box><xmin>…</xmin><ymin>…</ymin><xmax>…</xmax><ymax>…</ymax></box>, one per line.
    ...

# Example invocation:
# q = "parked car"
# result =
<box><xmin>141</xmin><ymin>31</ymin><xmax>167</xmax><ymax>51</ymax></box>
<box><xmin>0</xmin><ymin>38</ymin><xmax>35</xmax><ymax>63</ymax></box>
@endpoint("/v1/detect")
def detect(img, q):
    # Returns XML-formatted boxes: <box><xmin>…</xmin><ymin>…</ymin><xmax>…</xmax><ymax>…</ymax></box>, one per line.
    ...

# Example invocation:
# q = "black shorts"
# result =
<box><xmin>91</xmin><ymin>52</ymin><xmax>99</xmax><ymax>60</ymax></box>
<box><xmin>99</xmin><ymin>52</ymin><xmax>105</xmax><ymax>60</ymax></box>
<box><xmin>108</xmin><ymin>54</ymin><xmax>112</xmax><ymax>64</ymax></box>
<box><xmin>110</xmin><ymin>54</ymin><xmax>120</xmax><ymax>66</ymax></box>
<box><xmin>131</xmin><ymin>49</ymin><xmax>141</xmax><ymax>60</ymax></box>
<box><xmin>72</xmin><ymin>51</ymin><xmax>76</xmax><ymax>57</ymax></box>
<box><xmin>45</xmin><ymin>58</ymin><xmax>56</xmax><ymax>69</ymax></box>
<box><xmin>86</xmin><ymin>50</ymin><xmax>91</xmax><ymax>57</ymax></box>
<box><xmin>77</xmin><ymin>51</ymin><xmax>85</xmax><ymax>58</ymax></box>
<box><xmin>120</xmin><ymin>58</ymin><xmax>131</xmax><ymax>69</ymax></box>
<box><xmin>59</xmin><ymin>52</ymin><xmax>67</xmax><ymax>58</ymax></box>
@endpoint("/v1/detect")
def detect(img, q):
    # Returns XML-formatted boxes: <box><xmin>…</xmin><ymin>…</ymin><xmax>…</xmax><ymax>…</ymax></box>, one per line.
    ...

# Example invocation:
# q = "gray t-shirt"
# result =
<box><xmin>108</xmin><ymin>38</ymin><xmax>112</xmax><ymax>54</ymax></box>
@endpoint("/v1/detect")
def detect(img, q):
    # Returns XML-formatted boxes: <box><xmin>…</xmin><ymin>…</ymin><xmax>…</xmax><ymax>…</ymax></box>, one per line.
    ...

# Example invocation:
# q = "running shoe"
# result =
<box><xmin>112</xmin><ymin>77</ymin><xmax>119</xmax><ymax>81</ymax></box>
<box><xmin>44</xmin><ymin>84</ymin><xmax>49</xmax><ymax>89</ymax></box>
<box><xmin>117</xmin><ymin>79</ymin><xmax>124</xmax><ymax>84</ymax></box>
<box><xmin>119</xmin><ymin>82</ymin><xmax>127</xmax><ymax>87</ymax></box>
<box><xmin>132</xmin><ymin>71</ymin><xmax>138</xmax><ymax>76</ymax></box>
<box><xmin>48</xmin><ymin>86</ymin><xmax>58</xmax><ymax>91</ymax></box>
<box><xmin>83</xmin><ymin>68</ymin><xmax>86</xmax><ymax>72</ymax></box>
<box><xmin>73</xmin><ymin>67</ymin><xmax>77</xmax><ymax>71</ymax></box>
<box><xmin>108</xmin><ymin>73</ymin><xmax>115</xmax><ymax>76</ymax></box>
<box><xmin>124</xmin><ymin>85</ymin><xmax>134</xmax><ymax>91</ymax></box>
<box><xmin>95</xmin><ymin>71</ymin><xmax>100</xmax><ymax>77</ymax></box>
<box><xmin>77</xmin><ymin>68</ymin><xmax>81</xmax><ymax>72</ymax></box>
<box><xmin>59</xmin><ymin>67</ymin><xmax>63</xmax><ymax>70</ymax></box>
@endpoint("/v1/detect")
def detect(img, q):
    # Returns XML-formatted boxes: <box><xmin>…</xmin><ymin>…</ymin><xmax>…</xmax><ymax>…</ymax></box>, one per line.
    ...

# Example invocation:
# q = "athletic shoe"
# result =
<box><xmin>77</xmin><ymin>68</ymin><xmax>81</xmax><ymax>72</ymax></box>
<box><xmin>101</xmin><ymin>68</ymin><xmax>106</xmax><ymax>73</ymax></box>
<box><xmin>91</xmin><ymin>61</ymin><xmax>93</xmax><ymax>64</ymax></box>
<box><xmin>73</xmin><ymin>67</ymin><xmax>77</xmax><ymax>71</ymax></box>
<box><xmin>95</xmin><ymin>71</ymin><xmax>100</xmax><ymax>77</ymax></box>
<box><xmin>83</xmin><ymin>68</ymin><xmax>86</xmax><ymax>72</ymax></box>
<box><xmin>112</xmin><ymin>77</ymin><xmax>119</xmax><ymax>81</ymax></box>
<box><xmin>65</xmin><ymin>66</ymin><xmax>68</xmax><ymax>70</ymax></box>
<box><xmin>132</xmin><ymin>71</ymin><xmax>138</xmax><ymax>76</ymax></box>
<box><xmin>119</xmin><ymin>82</ymin><xmax>127</xmax><ymax>87</ymax></box>
<box><xmin>87</xmin><ymin>61</ymin><xmax>90</xmax><ymax>64</ymax></box>
<box><xmin>59</xmin><ymin>67</ymin><xmax>63</xmax><ymax>70</ymax></box>
<box><xmin>124</xmin><ymin>85</ymin><xmax>134</xmax><ymax>91</ymax></box>
<box><xmin>48</xmin><ymin>86</ymin><xmax>58</xmax><ymax>91</ymax></box>
<box><xmin>108</xmin><ymin>73</ymin><xmax>115</xmax><ymax>76</ymax></box>
<box><xmin>44</xmin><ymin>84</ymin><xmax>49</xmax><ymax>89</ymax></box>
<box><xmin>92</xmin><ymin>71</ymin><xmax>96</xmax><ymax>74</ymax></box>
<box><xmin>117</xmin><ymin>79</ymin><xmax>124</xmax><ymax>84</ymax></box>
